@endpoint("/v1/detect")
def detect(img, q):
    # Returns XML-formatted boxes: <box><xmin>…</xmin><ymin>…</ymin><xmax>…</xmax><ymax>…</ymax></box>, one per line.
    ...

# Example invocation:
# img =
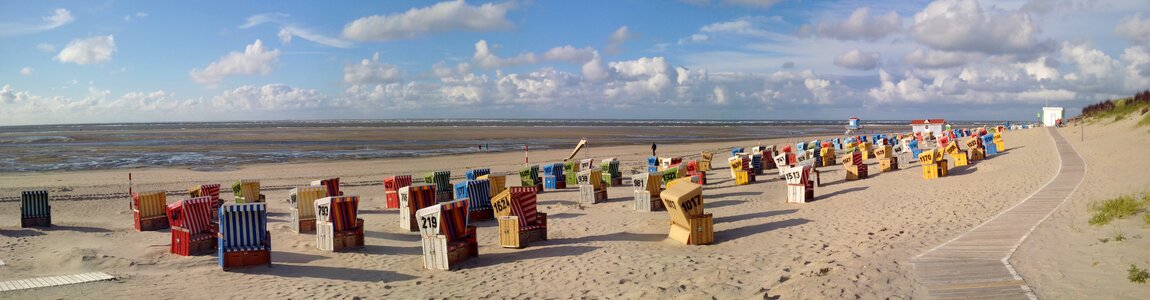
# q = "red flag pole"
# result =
<box><xmin>128</xmin><ymin>173</ymin><xmax>133</xmax><ymax>209</ymax></box>
<box><xmin>524</xmin><ymin>145</ymin><xmax>529</xmax><ymax>166</ymax></box>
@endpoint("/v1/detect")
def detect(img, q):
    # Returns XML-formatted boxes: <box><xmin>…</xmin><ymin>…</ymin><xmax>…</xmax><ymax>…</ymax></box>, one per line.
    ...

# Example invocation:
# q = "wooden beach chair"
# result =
<box><xmin>563</xmin><ymin>162</ymin><xmax>580</xmax><ymax>185</ymax></box>
<box><xmin>660</xmin><ymin>182</ymin><xmax>713</xmax><ymax>245</ymax></box>
<box><xmin>980</xmin><ymin>134</ymin><xmax>998</xmax><ymax>156</ymax></box>
<box><xmin>699</xmin><ymin>152</ymin><xmax>714</xmax><ymax>172</ymax></box>
<box><xmin>315</xmin><ymin>196</ymin><xmax>364</xmax><ymax>251</ymax></box>
<box><xmin>454</xmin><ymin>179</ymin><xmax>494</xmax><ymax>221</ymax></box>
<box><xmin>188</xmin><ymin>184</ymin><xmax>222</xmax><ymax>219</ymax></box>
<box><xmin>632</xmin><ymin>172</ymin><xmax>664</xmax><ymax>211</ymax></box>
<box><xmin>132</xmin><ymin>191</ymin><xmax>169</xmax><ymax>231</ymax></box>
<box><xmin>820</xmin><ymin>146</ymin><xmax>836</xmax><ymax>167</ymax></box>
<box><xmin>601</xmin><ymin>160</ymin><xmax>623</xmax><ymax>187</ymax></box>
<box><xmin>944</xmin><ymin>142</ymin><xmax>969</xmax><ymax>167</ymax></box>
<box><xmin>842</xmin><ymin>150</ymin><xmax>868</xmax><ymax>180</ymax></box>
<box><xmin>465</xmin><ymin>168</ymin><xmax>490</xmax><ymax>180</ymax></box>
<box><xmin>493</xmin><ymin>187</ymin><xmax>548</xmax><ymax>248</ymax></box>
<box><xmin>427</xmin><ymin>171</ymin><xmax>454</xmax><ymax>201</ymax></box>
<box><xmin>217</xmin><ymin>203</ymin><xmax>271</xmax><ymax>270</ymax></box>
<box><xmin>783</xmin><ymin>165</ymin><xmax>815</xmax><ymax>203</ymax></box>
<box><xmin>542</xmin><ymin>163</ymin><xmax>567</xmax><ymax>191</ymax></box>
<box><xmin>311</xmin><ymin>177</ymin><xmax>343</xmax><ymax>197</ymax></box>
<box><xmin>20</xmin><ymin>190</ymin><xmax>51</xmax><ymax>228</ymax></box>
<box><xmin>417</xmin><ymin>200</ymin><xmax>478</xmax><ymax>270</ymax></box>
<box><xmin>577</xmin><ymin>169</ymin><xmax>607</xmax><ymax>204</ymax></box>
<box><xmin>231</xmin><ymin>179</ymin><xmax>265</xmax><ymax>203</ymax></box>
<box><xmin>965</xmin><ymin>137</ymin><xmax>985</xmax><ymax>161</ymax></box>
<box><xmin>288</xmin><ymin>186</ymin><xmax>326</xmax><ymax>233</ymax></box>
<box><xmin>919</xmin><ymin>150</ymin><xmax>949</xmax><ymax>179</ymax></box>
<box><xmin>478</xmin><ymin>174</ymin><xmax>507</xmax><ymax>199</ymax></box>
<box><xmin>399</xmin><ymin>184</ymin><xmax>437</xmax><ymax>231</ymax></box>
<box><xmin>168</xmin><ymin>196</ymin><xmax>216</xmax><ymax>256</ymax></box>
<box><xmin>993</xmin><ymin>132</ymin><xmax>1005</xmax><ymax>152</ymax></box>
<box><xmin>874</xmin><ymin>145</ymin><xmax>899</xmax><ymax>172</ymax></box>
<box><xmin>383</xmin><ymin>175</ymin><xmax>413</xmax><ymax>209</ymax></box>
<box><xmin>518</xmin><ymin>166</ymin><xmax>542</xmax><ymax>192</ymax></box>
<box><xmin>683</xmin><ymin>160</ymin><xmax>706</xmax><ymax>184</ymax></box>
<box><xmin>579</xmin><ymin>158</ymin><xmax>595</xmax><ymax>174</ymax></box>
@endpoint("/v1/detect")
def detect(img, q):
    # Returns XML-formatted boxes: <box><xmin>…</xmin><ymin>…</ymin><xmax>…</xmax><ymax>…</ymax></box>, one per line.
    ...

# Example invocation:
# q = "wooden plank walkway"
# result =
<box><xmin>912</xmin><ymin>128</ymin><xmax>1086</xmax><ymax>299</ymax></box>
<box><xmin>0</xmin><ymin>272</ymin><xmax>115</xmax><ymax>292</ymax></box>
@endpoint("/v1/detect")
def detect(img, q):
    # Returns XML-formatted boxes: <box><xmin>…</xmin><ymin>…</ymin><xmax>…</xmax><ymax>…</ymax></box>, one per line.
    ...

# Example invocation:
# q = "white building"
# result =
<box><xmin>911</xmin><ymin>119</ymin><xmax>946</xmax><ymax>135</ymax></box>
<box><xmin>1042</xmin><ymin>107</ymin><xmax>1064</xmax><ymax>127</ymax></box>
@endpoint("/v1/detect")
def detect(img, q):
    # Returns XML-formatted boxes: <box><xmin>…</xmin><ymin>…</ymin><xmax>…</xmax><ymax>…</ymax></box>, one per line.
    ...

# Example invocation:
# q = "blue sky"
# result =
<box><xmin>2</xmin><ymin>0</ymin><xmax>1149</xmax><ymax>125</ymax></box>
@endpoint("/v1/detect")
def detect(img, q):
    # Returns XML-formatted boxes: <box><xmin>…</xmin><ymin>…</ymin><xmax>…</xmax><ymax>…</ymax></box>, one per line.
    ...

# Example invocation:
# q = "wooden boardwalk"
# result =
<box><xmin>912</xmin><ymin>128</ymin><xmax>1086</xmax><ymax>299</ymax></box>
<box><xmin>0</xmin><ymin>272</ymin><xmax>115</xmax><ymax>292</ymax></box>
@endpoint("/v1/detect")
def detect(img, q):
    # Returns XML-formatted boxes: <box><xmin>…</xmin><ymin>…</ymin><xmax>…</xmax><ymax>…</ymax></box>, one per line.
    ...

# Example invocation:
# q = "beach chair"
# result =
<box><xmin>383</xmin><ymin>175</ymin><xmax>413</xmax><ymax>209</ymax></box>
<box><xmin>601</xmin><ymin>160</ymin><xmax>623</xmax><ymax>187</ymax></box>
<box><xmin>465</xmin><ymin>168</ymin><xmax>490</xmax><ymax>181</ymax></box>
<box><xmin>563</xmin><ymin>161</ymin><xmax>580</xmax><ymax>185</ymax></box>
<box><xmin>728</xmin><ymin>156</ymin><xmax>743</xmax><ymax>179</ymax></box>
<box><xmin>965</xmin><ymin>137</ymin><xmax>985</xmax><ymax>161</ymax></box>
<box><xmin>699</xmin><ymin>152</ymin><xmax>714</xmax><ymax>172</ymax></box>
<box><xmin>820</xmin><ymin>147</ymin><xmax>836</xmax><ymax>167</ymax></box>
<box><xmin>454</xmin><ymin>179</ymin><xmax>494</xmax><ymax>221</ymax></box>
<box><xmin>231</xmin><ymin>179</ymin><xmax>265</xmax><ymax>203</ymax></box>
<box><xmin>647</xmin><ymin>156</ymin><xmax>660</xmax><ymax>173</ymax></box>
<box><xmin>783</xmin><ymin>166</ymin><xmax>815</xmax><ymax>203</ymax></box>
<box><xmin>993</xmin><ymin>132</ymin><xmax>1005</xmax><ymax>152</ymax></box>
<box><xmin>399</xmin><ymin>184</ymin><xmax>437</xmax><ymax>231</ymax></box>
<box><xmin>874</xmin><ymin>145</ymin><xmax>899</xmax><ymax>172</ymax></box>
<box><xmin>315</xmin><ymin>196</ymin><xmax>364</xmax><ymax>251</ymax></box>
<box><xmin>841</xmin><ymin>150</ymin><xmax>868</xmax><ymax>180</ymax></box>
<box><xmin>859</xmin><ymin>142</ymin><xmax>873</xmax><ymax>160</ymax></box>
<box><xmin>189</xmin><ymin>183</ymin><xmax>222</xmax><ymax>207</ymax></box>
<box><xmin>288</xmin><ymin>186</ymin><xmax>326</xmax><ymax>233</ymax></box>
<box><xmin>417</xmin><ymin>200</ymin><xmax>478</xmax><ymax>270</ymax></box>
<box><xmin>579</xmin><ymin>158</ymin><xmax>595</xmax><ymax>173</ymax></box>
<box><xmin>168</xmin><ymin>196</ymin><xmax>216</xmax><ymax>256</ymax></box>
<box><xmin>920</xmin><ymin>150</ymin><xmax>949</xmax><ymax>179</ymax></box>
<box><xmin>20</xmin><ymin>190</ymin><xmax>51</xmax><ymax>228</ymax></box>
<box><xmin>542</xmin><ymin>163</ymin><xmax>567</xmax><ymax>191</ymax></box>
<box><xmin>518</xmin><ymin>166</ymin><xmax>542</xmax><ymax>192</ymax></box>
<box><xmin>632</xmin><ymin>172</ymin><xmax>664</xmax><ymax>211</ymax></box>
<box><xmin>133</xmin><ymin>191</ymin><xmax>169</xmax><ymax>231</ymax></box>
<box><xmin>577</xmin><ymin>169</ymin><xmax>608</xmax><ymax>204</ymax></box>
<box><xmin>683</xmin><ymin>160</ymin><xmax>706</xmax><ymax>184</ymax></box>
<box><xmin>493</xmin><ymin>187</ymin><xmax>547</xmax><ymax>248</ymax></box>
<box><xmin>479</xmin><ymin>174</ymin><xmax>507</xmax><ymax>199</ymax></box>
<box><xmin>311</xmin><ymin>177</ymin><xmax>343</xmax><ymax>197</ymax></box>
<box><xmin>217</xmin><ymin>203</ymin><xmax>271</xmax><ymax>270</ymax></box>
<box><xmin>660</xmin><ymin>182</ymin><xmax>713</xmax><ymax>245</ymax></box>
<box><xmin>944</xmin><ymin>142</ymin><xmax>969</xmax><ymax>167</ymax></box>
<box><xmin>980</xmin><ymin>134</ymin><xmax>998</xmax><ymax>156</ymax></box>
<box><xmin>426</xmin><ymin>171</ymin><xmax>453</xmax><ymax>201</ymax></box>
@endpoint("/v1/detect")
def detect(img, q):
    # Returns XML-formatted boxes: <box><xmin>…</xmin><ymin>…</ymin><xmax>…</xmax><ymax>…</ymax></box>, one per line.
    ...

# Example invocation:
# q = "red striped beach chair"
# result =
<box><xmin>383</xmin><ymin>175</ymin><xmax>413</xmax><ymax>209</ymax></box>
<box><xmin>289</xmin><ymin>186</ymin><xmax>326</xmax><ymax>233</ymax></box>
<box><xmin>168</xmin><ymin>196</ymin><xmax>216</xmax><ymax>256</ymax></box>
<box><xmin>218</xmin><ymin>203</ymin><xmax>271</xmax><ymax>270</ymax></box>
<box><xmin>783</xmin><ymin>165</ymin><xmax>815</xmax><ymax>203</ymax></box>
<box><xmin>189</xmin><ymin>183</ymin><xmax>222</xmax><ymax>224</ymax></box>
<box><xmin>843</xmin><ymin>150</ymin><xmax>868</xmax><ymax>180</ymax></box>
<box><xmin>312</xmin><ymin>177</ymin><xmax>343</xmax><ymax>197</ymax></box>
<box><xmin>660</xmin><ymin>182</ymin><xmax>712</xmax><ymax>245</ymax></box>
<box><xmin>492</xmin><ymin>186</ymin><xmax>547</xmax><ymax>248</ymax></box>
<box><xmin>133</xmin><ymin>191</ymin><xmax>169</xmax><ymax>231</ymax></box>
<box><xmin>416</xmin><ymin>200</ymin><xmax>478</xmax><ymax>270</ymax></box>
<box><xmin>315</xmin><ymin>196</ymin><xmax>364</xmax><ymax>251</ymax></box>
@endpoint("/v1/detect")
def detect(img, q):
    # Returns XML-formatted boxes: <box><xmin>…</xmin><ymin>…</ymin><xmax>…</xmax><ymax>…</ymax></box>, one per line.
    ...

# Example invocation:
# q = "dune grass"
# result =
<box><xmin>1088</xmin><ymin>194</ymin><xmax>1149</xmax><ymax>226</ymax></box>
<box><xmin>1129</xmin><ymin>264</ymin><xmax>1149</xmax><ymax>284</ymax></box>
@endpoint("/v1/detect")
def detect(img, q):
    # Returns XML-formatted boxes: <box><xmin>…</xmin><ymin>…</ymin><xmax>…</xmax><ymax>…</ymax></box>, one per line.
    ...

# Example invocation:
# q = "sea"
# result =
<box><xmin>0</xmin><ymin>119</ymin><xmax>1011</xmax><ymax>172</ymax></box>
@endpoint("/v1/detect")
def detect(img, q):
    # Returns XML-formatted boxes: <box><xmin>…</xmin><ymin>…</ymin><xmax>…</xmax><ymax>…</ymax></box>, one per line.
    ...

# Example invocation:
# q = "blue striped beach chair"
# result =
<box><xmin>21</xmin><ymin>190</ymin><xmax>51</xmax><ymax>228</ymax></box>
<box><xmin>218</xmin><ymin>203</ymin><xmax>271</xmax><ymax>270</ymax></box>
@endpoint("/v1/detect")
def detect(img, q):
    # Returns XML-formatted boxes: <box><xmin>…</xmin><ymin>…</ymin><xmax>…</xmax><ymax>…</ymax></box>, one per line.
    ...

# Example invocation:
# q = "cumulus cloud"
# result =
<box><xmin>55</xmin><ymin>35</ymin><xmax>117</xmax><ymax>65</ymax></box>
<box><xmin>911</xmin><ymin>0</ymin><xmax>1052</xmax><ymax>55</ymax></box>
<box><xmin>806</xmin><ymin>7</ymin><xmax>901</xmax><ymax>41</ymax></box>
<box><xmin>19</xmin><ymin>67</ymin><xmax>32</xmax><ymax>76</ymax></box>
<box><xmin>542</xmin><ymin>45</ymin><xmax>596</xmax><ymax>63</ymax></box>
<box><xmin>904</xmin><ymin>48</ymin><xmax>983</xmax><ymax>69</ymax></box>
<box><xmin>344</xmin><ymin>52</ymin><xmax>401</xmax><ymax>84</ymax></box>
<box><xmin>190</xmin><ymin>39</ymin><xmax>280</xmax><ymax>85</ymax></box>
<box><xmin>0</xmin><ymin>85</ymin><xmax>35</xmax><ymax>104</ymax></box>
<box><xmin>582</xmin><ymin>51</ymin><xmax>609</xmax><ymax>81</ymax></box>
<box><xmin>833</xmin><ymin>49</ymin><xmax>880</xmax><ymax>70</ymax></box>
<box><xmin>241</xmin><ymin>13</ymin><xmax>353</xmax><ymax>48</ymax></box>
<box><xmin>0</xmin><ymin>8</ymin><xmax>74</xmax><ymax>36</ymax></box>
<box><xmin>213</xmin><ymin>84</ymin><xmax>327</xmax><ymax>110</ymax></box>
<box><xmin>343</xmin><ymin>0</ymin><xmax>514</xmax><ymax>41</ymax></box>
<box><xmin>1115</xmin><ymin>13</ymin><xmax>1150</xmax><ymax>45</ymax></box>
<box><xmin>472</xmin><ymin>40</ymin><xmax>538</xmax><ymax>69</ymax></box>
<box><xmin>606</xmin><ymin>26</ymin><xmax>634</xmax><ymax>53</ymax></box>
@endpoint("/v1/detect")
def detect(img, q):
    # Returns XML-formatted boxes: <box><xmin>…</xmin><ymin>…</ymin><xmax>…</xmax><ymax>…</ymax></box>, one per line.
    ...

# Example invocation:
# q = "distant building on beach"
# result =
<box><xmin>910</xmin><ymin>119</ymin><xmax>946</xmax><ymax>135</ymax></box>
<box><xmin>1042</xmin><ymin>107</ymin><xmax>1064</xmax><ymax>127</ymax></box>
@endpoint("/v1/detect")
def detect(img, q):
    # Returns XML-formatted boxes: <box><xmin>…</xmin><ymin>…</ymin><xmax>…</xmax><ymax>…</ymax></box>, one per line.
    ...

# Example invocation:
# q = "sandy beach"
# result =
<box><xmin>5</xmin><ymin>123</ymin><xmax>1122</xmax><ymax>299</ymax></box>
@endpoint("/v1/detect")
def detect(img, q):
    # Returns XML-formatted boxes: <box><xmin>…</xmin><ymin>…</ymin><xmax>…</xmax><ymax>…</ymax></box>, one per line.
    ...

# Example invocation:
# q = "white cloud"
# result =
<box><xmin>833</xmin><ymin>49</ymin><xmax>880</xmax><ymax>70</ymax></box>
<box><xmin>19</xmin><ymin>67</ymin><xmax>33</xmax><ymax>76</ymax></box>
<box><xmin>911</xmin><ymin>0</ymin><xmax>1052</xmax><ymax>55</ymax></box>
<box><xmin>904</xmin><ymin>48</ymin><xmax>983</xmax><ymax>69</ymax></box>
<box><xmin>1115</xmin><ymin>13</ymin><xmax>1150</xmax><ymax>45</ymax></box>
<box><xmin>0</xmin><ymin>8</ymin><xmax>74</xmax><ymax>36</ymax></box>
<box><xmin>213</xmin><ymin>84</ymin><xmax>327</xmax><ymax>110</ymax></box>
<box><xmin>343</xmin><ymin>0</ymin><xmax>514</xmax><ymax>41</ymax></box>
<box><xmin>0</xmin><ymin>85</ymin><xmax>35</xmax><ymax>104</ymax></box>
<box><xmin>808</xmin><ymin>7</ymin><xmax>901</xmax><ymax>41</ymax></box>
<box><xmin>678</xmin><ymin>34</ymin><xmax>709</xmax><ymax>45</ymax></box>
<box><xmin>344</xmin><ymin>52</ymin><xmax>401</xmax><ymax>84</ymax></box>
<box><xmin>495</xmin><ymin>68</ymin><xmax>580</xmax><ymax>104</ymax></box>
<box><xmin>36</xmin><ymin>43</ymin><xmax>55</xmax><ymax>52</ymax></box>
<box><xmin>241</xmin><ymin>13</ymin><xmax>353</xmax><ymax>48</ymax></box>
<box><xmin>700</xmin><ymin>18</ymin><xmax>769</xmax><ymax>36</ymax></box>
<box><xmin>607</xmin><ymin>26</ymin><xmax>634</xmax><ymax>53</ymax></box>
<box><xmin>582</xmin><ymin>51</ymin><xmax>609</xmax><ymax>81</ymax></box>
<box><xmin>472</xmin><ymin>40</ymin><xmax>538</xmax><ymax>68</ymax></box>
<box><xmin>542</xmin><ymin>45</ymin><xmax>596</xmax><ymax>63</ymax></box>
<box><xmin>190</xmin><ymin>39</ymin><xmax>280</xmax><ymax>85</ymax></box>
<box><xmin>55</xmin><ymin>35</ymin><xmax>117</xmax><ymax>65</ymax></box>
<box><xmin>605</xmin><ymin>57</ymin><xmax>676</xmax><ymax>99</ymax></box>
<box><xmin>124</xmin><ymin>12</ymin><xmax>148</xmax><ymax>21</ymax></box>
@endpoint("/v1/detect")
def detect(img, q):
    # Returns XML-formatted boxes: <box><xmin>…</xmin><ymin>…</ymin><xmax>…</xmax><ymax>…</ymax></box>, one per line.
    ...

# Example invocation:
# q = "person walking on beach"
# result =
<box><xmin>651</xmin><ymin>143</ymin><xmax>657</xmax><ymax>156</ymax></box>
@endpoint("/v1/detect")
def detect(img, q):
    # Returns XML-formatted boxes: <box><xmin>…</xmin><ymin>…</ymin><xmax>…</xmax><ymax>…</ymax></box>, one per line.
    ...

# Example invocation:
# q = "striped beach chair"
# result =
<box><xmin>399</xmin><ymin>184</ymin><xmax>437</xmax><ymax>231</ymax></box>
<box><xmin>518</xmin><ymin>166</ymin><xmax>541</xmax><ymax>192</ymax></box>
<box><xmin>465</xmin><ymin>168</ymin><xmax>490</xmax><ymax>181</ymax></box>
<box><xmin>429</xmin><ymin>171</ymin><xmax>453</xmax><ymax>201</ymax></box>
<box><xmin>843</xmin><ymin>150</ymin><xmax>868</xmax><ymax>180</ymax></box>
<box><xmin>417</xmin><ymin>200</ymin><xmax>478</xmax><ymax>270</ymax></box>
<box><xmin>20</xmin><ymin>190</ymin><xmax>51</xmax><ymax>228</ymax></box>
<box><xmin>315</xmin><ymin>196</ymin><xmax>364</xmax><ymax>251</ymax></box>
<box><xmin>289</xmin><ymin>186</ymin><xmax>326</xmax><ymax>233</ymax></box>
<box><xmin>454</xmin><ymin>179</ymin><xmax>493</xmax><ymax>221</ymax></box>
<box><xmin>189</xmin><ymin>184</ymin><xmax>222</xmax><ymax>214</ymax></box>
<box><xmin>311</xmin><ymin>177</ymin><xmax>343</xmax><ymax>197</ymax></box>
<box><xmin>783</xmin><ymin>165</ymin><xmax>815</xmax><ymax>203</ymax></box>
<box><xmin>232</xmin><ymin>179</ymin><xmax>265</xmax><ymax>203</ymax></box>
<box><xmin>133</xmin><ymin>191</ymin><xmax>169</xmax><ymax>231</ymax></box>
<box><xmin>383</xmin><ymin>175</ymin><xmax>413</xmax><ymax>209</ymax></box>
<box><xmin>217</xmin><ymin>203</ymin><xmax>271</xmax><ymax>270</ymax></box>
<box><xmin>660</xmin><ymin>182</ymin><xmax>712</xmax><ymax>245</ymax></box>
<box><xmin>168</xmin><ymin>196</ymin><xmax>216</xmax><ymax>256</ymax></box>
<box><xmin>493</xmin><ymin>186</ymin><xmax>547</xmax><ymax>248</ymax></box>
<box><xmin>577</xmin><ymin>169</ymin><xmax>607</xmax><ymax>204</ymax></box>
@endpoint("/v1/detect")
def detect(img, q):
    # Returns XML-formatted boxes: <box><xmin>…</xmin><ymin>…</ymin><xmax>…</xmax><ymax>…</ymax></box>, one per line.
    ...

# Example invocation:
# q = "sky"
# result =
<box><xmin>1</xmin><ymin>0</ymin><xmax>1149</xmax><ymax>125</ymax></box>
